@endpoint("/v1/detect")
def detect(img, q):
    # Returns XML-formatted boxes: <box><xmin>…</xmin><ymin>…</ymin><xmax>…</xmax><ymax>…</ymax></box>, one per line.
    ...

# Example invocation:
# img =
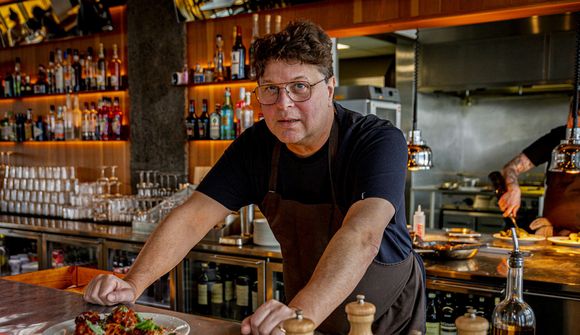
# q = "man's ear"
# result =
<box><xmin>326</xmin><ymin>76</ymin><xmax>336</xmax><ymax>106</ymax></box>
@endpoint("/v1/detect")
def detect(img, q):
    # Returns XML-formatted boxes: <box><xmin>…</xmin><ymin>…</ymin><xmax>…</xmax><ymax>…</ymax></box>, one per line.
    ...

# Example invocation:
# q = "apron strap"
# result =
<box><xmin>268</xmin><ymin>142</ymin><xmax>282</xmax><ymax>192</ymax></box>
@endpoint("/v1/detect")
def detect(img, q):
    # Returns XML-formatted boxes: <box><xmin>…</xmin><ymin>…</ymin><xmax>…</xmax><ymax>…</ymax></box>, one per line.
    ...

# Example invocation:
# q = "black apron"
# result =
<box><xmin>544</xmin><ymin>171</ymin><xmax>580</xmax><ymax>234</ymax></box>
<box><xmin>259</xmin><ymin>117</ymin><xmax>426</xmax><ymax>334</ymax></box>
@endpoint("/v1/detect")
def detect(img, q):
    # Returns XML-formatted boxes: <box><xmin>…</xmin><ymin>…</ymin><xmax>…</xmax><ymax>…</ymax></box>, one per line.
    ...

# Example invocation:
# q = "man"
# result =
<box><xmin>499</xmin><ymin>101</ymin><xmax>579</xmax><ymax>236</ymax></box>
<box><xmin>84</xmin><ymin>20</ymin><xmax>425</xmax><ymax>335</ymax></box>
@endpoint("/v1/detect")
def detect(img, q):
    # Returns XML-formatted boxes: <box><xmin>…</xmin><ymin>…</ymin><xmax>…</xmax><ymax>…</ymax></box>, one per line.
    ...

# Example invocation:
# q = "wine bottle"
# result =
<box><xmin>426</xmin><ymin>292</ymin><xmax>441</xmax><ymax>335</ymax></box>
<box><xmin>231</xmin><ymin>25</ymin><xmax>246</xmax><ymax>80</ymax></box>
<box><xmin>491</xmin><ymin>228</ymin><xmax>536</xmax><ymax>334</ymax></box>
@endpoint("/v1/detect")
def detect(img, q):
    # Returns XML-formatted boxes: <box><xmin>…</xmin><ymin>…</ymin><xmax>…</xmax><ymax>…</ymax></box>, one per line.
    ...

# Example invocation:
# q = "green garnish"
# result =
<box><xmin>135</xmin><ymin>318</ymin><xmax>162</xmax><ymax>331</ymax></box>
<box><xmin>86</xmin><ymin>320</ymin><xmax>105</xmax><ymax>335</ymax></box>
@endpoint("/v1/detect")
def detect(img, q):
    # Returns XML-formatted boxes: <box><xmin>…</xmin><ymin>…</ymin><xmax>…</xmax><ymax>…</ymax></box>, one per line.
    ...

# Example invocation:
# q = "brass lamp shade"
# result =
<box><xmin>408</xmin><ymin>129</ymin><xmax>433</xmax><ymax>171</ymax></box>
<box><xmin>549</xmin><ymin>128</ymin><xmax>580</xmax><ymax>174</ymax></box>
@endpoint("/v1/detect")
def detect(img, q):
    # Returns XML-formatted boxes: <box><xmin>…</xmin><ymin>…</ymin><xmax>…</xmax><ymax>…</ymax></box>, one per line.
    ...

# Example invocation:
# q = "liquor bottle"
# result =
<box><xmin>47</xmin><ymin>51</ymin><xmax>55</xmax><ymax>94</ymax></box>
<box><xmin>0</xmin><ymin>112</ymin><xmax>8</xmax><ymax>141</ymax></box>
<box><xmin>441</xmin><ymin>292</ymin><xmax>457</xmax><ymax>335</ymax></box>
<box><xmin>251</xmin><ymin>280</ymin><xmax>259</xmax><ymax>313</ymax></box>
<box><xmin>234</xmin><ymin>87</ymin><xmax>245</xmax><ymax>137</ymax></box>
<box><xmin>15</xmin><ymin>113</ymin><xmax>24</xmax><ymax>142</ymax></box>
<box><xmin>97</xmin><ymin>43</ymin><xmax>107</xmax><ymax>90</ymax></box>
<box><xmin>23</xmin><ymin>75</ymin><xmax>32</xmax><ymax>96</ymax></box>
<box><xmin>81</xmin><ymin>102</ymin><xmax>92</xmax><ymax>140</ymax></box>
<box><xmin>47</xmin><ymin>105</ymin><xmax>56</xmax><ymax>140</ymax></box>
<box><xmin>72</xmin><ymin>49</ymin><xmax>82</xmax><ymax>92</ymax></box>
<box><xmin>197</xmin><ymin>262</ymin><xmax>211</xmax><ymax>315</ymax></box>
<box><xmin>186</xmin><ymin>100</ymin><xmax>198</xmax><ymax>140</ymax></box>
<box><xmin>222</xmin><ymin>265</ymin><xmax>234</xmax><ymax>318</ymax></box>
<box><xmin>210</xmin><ymin>263</ymin><xmax>224</xmax><ymax>317</ymax></box>
<box><xmin>221</xmin><ymin>88</ymin><xmax>234</xmax><ymax>140</ymax></box>
<box><xmin>86</xmin><ymin>47</ymin><xmax>96</xmax><ymax>91</ymax></box>
<box><xmin>235</xmin><ymin>274</ymin><xmax>251</xmax><ymax>320</ymax></box>
<box><xmin>54</xmin><ymin>106</ymin><xmax>65</xmax><ymax>141</ymax></box>
<box><xmin>204</xmin><ymin>61</ymin><xmax>214</xmax><ymax>83</ymax></box>
<box><xmin>34</xmin><ymin>115</ymin><xmax>46</xmax><ymax>141</ymax></box>
<box><xmin>111</xmin><ymin>97</ymin><xmax>122</xmax><ymax>140</ymax></box>
<box><xmin>98</xmin><ymin>98</ymin><xmax>110</xmax><ymax>140</ymax></box>
<box><xmin>3</xmin><ymin>72</ymin><xmax>13</xmax><ymax>97</ymax></box>
<box><xmin>63</xmin><ymin>49</ymin><xmax>71</xmax><ymax>93</ymax></box>
<box><xmin>35</xmin><ymin>65</ymin><xmax>48</xmax><ymax>95</ymax></box>
<box><xmin>55</xmin><ymin>49</ymin><xmax>64</xmax><ymax>94</ymax></box>
<box><xmin>214</xmin><ymin>35</ymin><xmax>225</xmax><ymax>82</ymax></box>
<box><xmin>475</xmin><ymin>296</ymin><xmax>491</xmax><ymax>322</ymax></box>
<box><xmin>209</xmin><ymin>104</ymin><xmax>221</xmax><ymax>140</ymax></box>
<box><xmin>24</xmin><ymin>109</ymin><xmax>34</xmax><ymax>141</ymax></box>
<box><xmin>231</xmin><ymin>25</ymin><xmax>246</xmax><ymax>80</ymax></box>
<box><xmin>264</xmin><ymin>14</ymin><xmax>271</xmax><ymax>35</ymax></box>
<box><xmin>491</xmin><ymin>229</ymin><xmax>535</xmax><ymax>335</ymax></box>
<box><xmin>64</xmin><ymin>93</ymin><xmax>74</xmax><ymax>140</ymax></box>
<box><xmin>274</xmin><ymin>15</ymin><xmax>282</xmax><ymax>33</ymax></box>
<box><xmin>193</xmin><ymin>64</ymin><xmax>204</xmax><ymax>84</ymax></box>
<box><xmin>426</xmin><ymin>292</ymin><xmax>441</xmax><ymax>335</ymax></box>
<box><xmin>197</xmin><ymin>99</ymin><xmax>210</xmax><ymax>140</ymax></box>
<box><xmin>13</xmin><ymin>57</ymin><xmax>22</xmax><ymax>97</ymax></box>
<box><xmin>73</xmin><ymin>95</ymin><xmax>83</xmax><ymax>139</ymax></box>
<box><xmin>90</xmin><ymin>102</ymin><xmax>99</xmax><ymax>140</ymax></box>
<box><xmin>248</xmin><ymin>14</ymin><xmax>259</xmax><ymax>80</ymax></box>
<box><xmin>241</xmin><ymin>92</ymin><xmax>254</xmax><ymax>133</ymax></box>
<box><xmin>109</xmin><ymin>44</ymin><xmax>122</xmax><ymax>90</ymax></box>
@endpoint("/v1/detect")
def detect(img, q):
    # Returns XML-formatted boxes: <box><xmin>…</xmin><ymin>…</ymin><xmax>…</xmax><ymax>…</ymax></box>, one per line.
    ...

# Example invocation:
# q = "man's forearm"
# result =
<box><xmin>125</xmin><ymin>192</ymin><xmax>229</xmax><ymax>296</ymax></box>
<box><xmin>288</xmin><ymin>199</ymin><xmax>389</xmax><ymax>326</ymax></box>
<box><xmin>502</xmin><ymin>153</ymin><xmax>535</xmax><ymax>187</ymax></box>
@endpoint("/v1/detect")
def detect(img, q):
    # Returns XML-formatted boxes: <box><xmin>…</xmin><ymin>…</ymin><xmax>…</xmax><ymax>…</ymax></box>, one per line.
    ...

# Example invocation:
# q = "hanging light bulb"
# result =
<box><xmin>549</xmin><ymin>18</ymin><xmax>580</xmax><ymax>174</ymax></box>
<box><xmin>408</xmin><ymin>29</ymin><xmax>433</xmax><ymax>171</ymax></box>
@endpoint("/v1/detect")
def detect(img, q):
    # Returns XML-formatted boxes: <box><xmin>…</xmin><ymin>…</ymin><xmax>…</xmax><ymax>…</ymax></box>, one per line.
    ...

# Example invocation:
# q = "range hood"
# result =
<box><xmin>418</xmin><ymin>13</ymin><xmax>578</xmax><ymax>95</ymax></box>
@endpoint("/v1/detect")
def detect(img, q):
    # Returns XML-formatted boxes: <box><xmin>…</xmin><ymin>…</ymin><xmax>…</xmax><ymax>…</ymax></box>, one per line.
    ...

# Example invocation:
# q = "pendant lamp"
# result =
<box><xmin>407</xmin><ymin>29</ymin><xmax>433</xmax><ymax>171</ymax></box>
<box><xmin>549</xmin><ymin>18</ymin><xmax>580</xmax><ymax>174</ymax></box>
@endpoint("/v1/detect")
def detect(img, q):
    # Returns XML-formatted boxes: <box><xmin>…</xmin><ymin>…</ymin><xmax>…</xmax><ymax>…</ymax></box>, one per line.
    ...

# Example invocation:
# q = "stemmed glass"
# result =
<box><xmin>109</xmin><ymin>165</ymin><xmax>120</xmax><ymax>196</ymax></box>
<box><xmin>96</xmin><ymin>166</ymin><xmax>110</xmax><ymax>196</ymax></box>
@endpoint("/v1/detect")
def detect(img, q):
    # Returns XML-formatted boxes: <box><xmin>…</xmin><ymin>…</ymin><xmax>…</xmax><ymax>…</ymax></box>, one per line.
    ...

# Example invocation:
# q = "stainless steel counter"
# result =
<box><xmin>0</xmin><ymin>279</ymin><xmax>240</xmax><ymax>334</ymax></box>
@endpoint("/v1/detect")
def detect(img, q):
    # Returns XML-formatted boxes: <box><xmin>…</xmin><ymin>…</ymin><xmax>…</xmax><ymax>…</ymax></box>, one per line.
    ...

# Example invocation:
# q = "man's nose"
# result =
<box><xmin>275</xmin><ymin>88</ymin><xmax>294</xmax><ymax>108</ymax></box>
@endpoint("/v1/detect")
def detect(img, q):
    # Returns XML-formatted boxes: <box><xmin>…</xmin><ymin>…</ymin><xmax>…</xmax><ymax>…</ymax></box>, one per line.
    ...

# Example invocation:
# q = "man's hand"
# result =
<box><xmin>498</xmin><ymin>184</ymin><xmax>521</xmax><ymax>218</ymax></box>
<box><xmin>530</xmin><ymin>217</ymin><xmax>553</xmax><ymax>237</ymax></box>
<box><xmin>83</xmin><ymin>274</ymin><xmax>137</xmax><ymax>306</ymax></box>
<box><xmin>241</xmin><ymin>300</ymin><xmax>296</xmax><ymax>335</ymax></box>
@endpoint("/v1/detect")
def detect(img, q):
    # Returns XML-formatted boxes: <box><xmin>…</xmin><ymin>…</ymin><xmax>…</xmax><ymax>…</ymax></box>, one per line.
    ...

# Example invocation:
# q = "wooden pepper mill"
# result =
<box><xmin>345</xmin><ymin>294</ymin><xmax>376</xmax><ymax>335</ymax></box>
<box><xmin>455</xmin><ymin>308</ymin><xmax>489</xmax><ymax>335</ymax></box>
<box><xmin>283</xmin><ymin>309</ymin><xmax>315</xmax><ymax>335</ymax></box>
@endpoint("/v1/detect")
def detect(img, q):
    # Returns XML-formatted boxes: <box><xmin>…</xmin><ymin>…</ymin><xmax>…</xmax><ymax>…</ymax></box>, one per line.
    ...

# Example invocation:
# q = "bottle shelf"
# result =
<box><xmin>0</xmin><ymin>140</ymin><xmax>128</xmax><ymax>145</ymax></box>
<box><xmin>177</xmin><ymin>79</ymin><xmax>256</xmax><ymax>88</ymax></box>
<box><xmin>188</xmin><ymin>139</ymin><xmax>233</xmax><ymax>143</ymax></box>
<box><xmin>0</xmin><ymin>89</ymin><xmax>128</xmax><ymax>102</ymax></box>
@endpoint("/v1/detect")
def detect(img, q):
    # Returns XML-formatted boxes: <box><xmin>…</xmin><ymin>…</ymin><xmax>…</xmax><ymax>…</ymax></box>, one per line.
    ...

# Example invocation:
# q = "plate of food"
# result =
<box><xmin>548</xmin><ymin>233</ymin><xmax>580</xmax><ymax>247</ymax></box>
<box><xmin>493</xmin><ymin>228</ymin><xmax>545</xmax><ymax>244</ymax></box>
<box><xmin>43</xmin><ymin>305</ymin><xmax>190</xmax><ymax>335</ymax></box>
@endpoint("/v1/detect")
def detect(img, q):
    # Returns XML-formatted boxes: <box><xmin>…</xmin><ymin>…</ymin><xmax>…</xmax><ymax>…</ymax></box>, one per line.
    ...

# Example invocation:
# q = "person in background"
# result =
<box><xmin>83</xmin><ymin>20</ymin><xmax>425</xmax><ymax>335</ymax></box>
<box><xmin>499</xmin><ymin>100</ymin><xmax>579</xmax><ymax>236</ymax></box>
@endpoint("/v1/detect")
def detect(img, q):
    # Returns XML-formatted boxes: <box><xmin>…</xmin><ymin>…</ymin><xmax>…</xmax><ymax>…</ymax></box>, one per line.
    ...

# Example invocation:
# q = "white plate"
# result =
<box><xmin>547</xmin><ymin>236</ymin><xmax>580</xmax><ymax>248</ymax></box>
<box><xmin>42</xmin><ymin>312</ymin><xmax>190</xmax><ymax>335</ymax></box>
<box><xmin>493</xmin><ymin>233</ymin><xmax>545</xmax><ymax>244</ymax></box>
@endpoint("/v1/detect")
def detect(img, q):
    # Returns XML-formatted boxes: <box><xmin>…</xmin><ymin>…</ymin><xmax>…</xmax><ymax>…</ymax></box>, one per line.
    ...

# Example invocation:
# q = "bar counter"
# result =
<box><xmin>0</xmin><ymin>279</ymin><xmax>240</xmax><ymax>334</ymax></box>
<box><xmin>0</xmin><ymin>214</ymin><xmax>578</xmax><ymax>295</ymax></box>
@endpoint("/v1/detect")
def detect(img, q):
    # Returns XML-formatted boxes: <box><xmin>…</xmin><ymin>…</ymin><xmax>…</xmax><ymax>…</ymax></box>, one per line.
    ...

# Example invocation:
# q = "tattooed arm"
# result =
<box><xmin>498</xmin><ymin>153</ymin><xmax>536</xmax><ymax>217</ymax></box>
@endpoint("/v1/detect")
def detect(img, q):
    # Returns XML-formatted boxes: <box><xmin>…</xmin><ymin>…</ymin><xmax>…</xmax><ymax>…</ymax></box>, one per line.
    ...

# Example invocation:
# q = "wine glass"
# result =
<box><xmin>109</xmin><ymin>165</ymin><xmax>120</xmax><ymax>196</ymax></box>
<box><xmin>97</xmin><ymin>166</ymin><xmax>110</xmax><ymax>196</ymax></box>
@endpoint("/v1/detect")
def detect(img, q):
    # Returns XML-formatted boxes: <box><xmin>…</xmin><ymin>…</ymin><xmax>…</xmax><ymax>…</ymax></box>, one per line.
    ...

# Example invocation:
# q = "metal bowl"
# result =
<box><xmin>414</xmin><ymin>241</ymin><xmax>485</xmax><ymax>260</ymax></box>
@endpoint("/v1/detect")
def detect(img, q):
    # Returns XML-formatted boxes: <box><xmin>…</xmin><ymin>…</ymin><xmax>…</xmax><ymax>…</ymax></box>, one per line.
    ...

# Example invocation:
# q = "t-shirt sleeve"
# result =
<box><xmin>350</xmin><ymin>126</ymin><xmax>408</xmax><ymax>211</ymax></box>
<box><xmin>196</xmin><ymin>128</ymin><xmax>266</xmax><ymax>211</ymax></box>
<box><xmin>522</xmin><ymin>125</ymin><xmax>566</xmax><ymax>166</ymax></box>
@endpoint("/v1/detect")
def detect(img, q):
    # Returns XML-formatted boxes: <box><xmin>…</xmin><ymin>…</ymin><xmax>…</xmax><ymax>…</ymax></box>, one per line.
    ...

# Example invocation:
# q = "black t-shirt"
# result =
<box><xmin>197</xmin><ymin>102</ymin><xmax>411</xmax><ymax>264</ymax></box>
<box><xmin>522</xmin><ymin>125</ymin><xmax>566</xmax><ymax>167</ymax></box>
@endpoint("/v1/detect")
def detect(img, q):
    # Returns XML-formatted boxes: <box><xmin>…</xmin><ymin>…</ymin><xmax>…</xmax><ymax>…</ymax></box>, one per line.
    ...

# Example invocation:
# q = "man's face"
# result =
<box><xmin>258</xmin><ymin>60</ymin><xmax>335</xmax><ymax>156</ymax></box>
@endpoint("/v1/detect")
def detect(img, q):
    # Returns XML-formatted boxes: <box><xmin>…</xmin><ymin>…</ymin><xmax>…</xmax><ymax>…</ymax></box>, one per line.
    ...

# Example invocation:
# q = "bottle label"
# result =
<box><xmin>211</xmin><ymin>282</ymin><xmax>224</xmax><ymax>304</ymax></box>
<box><xmin>251</xmin><ymin>291</ymin><xmax>258</xmax><ymax>312</ymax></box>
<box><xmin>236</xmin><ymin>285</ymin><xmax>249</xmax><ymax>307</ymax></box>
<box><xmin>224</xmin><ymin>280</ymin><xmax>233</xmax><ymax>302</ymax></box>
<box><xmin>110</xmin><ymin>75</ymin><xmax>119</xmax><ymax>88</ymax></box>
<box><xmin>426</xmin><ymin>322</ymin><xmax>441</xmax><ymax>335</ymax></box>
<box><xmin>231</xmin><ymin>51</ymin><xmax>240</xmax><ymax>77</ymax></box>
<box><xmin>198</xmin><ymin>283</ymin><xmax>208</xmax><ymax>305</ymax></box>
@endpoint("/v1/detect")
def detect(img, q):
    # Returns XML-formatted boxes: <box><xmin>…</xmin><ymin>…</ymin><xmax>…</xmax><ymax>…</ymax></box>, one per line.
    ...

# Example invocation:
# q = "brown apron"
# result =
<box><xmin>260</xmin><ymin>118</ymin><xmax>426</xmax><ymax>335</ymax></box>
<box><xmin>543</xmin><ymin>171</ymin><xmax>580</xmax><ymax>234</ymax></box>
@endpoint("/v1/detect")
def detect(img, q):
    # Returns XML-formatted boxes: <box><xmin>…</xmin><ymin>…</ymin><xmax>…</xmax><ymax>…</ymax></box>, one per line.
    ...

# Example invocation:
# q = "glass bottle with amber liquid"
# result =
<box><xmin>109</xmin><ymin>44</ymin><xmax>122</xmax><ymax>90</ymax></box>
<box><xmin>492</xmin><ymin>228</ymin><xmax>535</xmax><ymax>334</ymax></box>
<box><xmin>197</xmin><ymin>99</ymin><xmax>210</xmax><ymax>139</ymax></box>
<box><xmin>214</xmin><ymin>34</ymin><xmax>225</xmax><ymax>82</ymax></box>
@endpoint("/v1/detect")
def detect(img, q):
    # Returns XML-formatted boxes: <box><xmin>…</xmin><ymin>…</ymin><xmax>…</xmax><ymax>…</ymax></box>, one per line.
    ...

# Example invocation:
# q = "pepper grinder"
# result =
<box><xmin>345</xmin><ymin>294</ymin><xmax>376</xmax><ymax>335</ymax></box>
<box><xmin>283</xmin><ymin>309</ymin><xmax>315</xmax><ymax>335</ymax></box>
<box><xmin>456</xmin><ymin>308</ymin><xmax>489</xmax><ymax>335</ymax></box>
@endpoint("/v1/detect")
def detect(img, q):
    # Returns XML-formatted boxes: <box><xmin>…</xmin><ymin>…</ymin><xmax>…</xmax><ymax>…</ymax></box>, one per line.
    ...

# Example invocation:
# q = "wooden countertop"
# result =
<box><xmin>0</xmin><ymin>279</ymin><xmax>241</xmax><ymax>334</ymax></box>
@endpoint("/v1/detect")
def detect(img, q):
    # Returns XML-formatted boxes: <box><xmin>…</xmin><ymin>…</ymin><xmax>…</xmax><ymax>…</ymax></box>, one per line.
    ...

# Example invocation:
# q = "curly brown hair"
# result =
<box><xmin>253</xmin><ymin>20</ymin><xmax>333</xmax><ymax>82</ymax></box>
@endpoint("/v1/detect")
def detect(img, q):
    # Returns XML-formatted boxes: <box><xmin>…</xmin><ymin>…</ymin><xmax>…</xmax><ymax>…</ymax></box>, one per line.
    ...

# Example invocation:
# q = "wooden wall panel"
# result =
<box><xmin>187</xmin><ymin>140</ymin><xmax>231</xmax><ymax>183</ymax></box>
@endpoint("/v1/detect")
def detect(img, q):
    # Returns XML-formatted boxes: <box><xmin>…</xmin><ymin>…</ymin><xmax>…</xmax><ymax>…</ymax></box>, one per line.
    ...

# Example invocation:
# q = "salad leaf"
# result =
<box><xmin>135</xmin><ymin>318</ymin><xmax>162</xmax><ymax>331</ymax></box>
<box><xmin>86</xmin><ymin>320</ymin><xmax>105</xmax><ymax>335</ymax></box>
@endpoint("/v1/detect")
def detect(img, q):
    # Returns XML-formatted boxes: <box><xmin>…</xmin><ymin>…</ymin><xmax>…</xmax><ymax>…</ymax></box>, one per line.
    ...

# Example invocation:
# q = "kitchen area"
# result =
<box><xmin>0</xmin><ymin>0</ymin><xmax>580</xmax><ymax>334</ymax></box>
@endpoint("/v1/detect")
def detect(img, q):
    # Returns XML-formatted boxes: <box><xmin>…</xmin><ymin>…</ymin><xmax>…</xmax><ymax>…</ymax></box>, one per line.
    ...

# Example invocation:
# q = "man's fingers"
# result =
<box><xmin>240</xmin><ymin>316</ymin><xmax>252</xmax><ymax>335</ymax></box>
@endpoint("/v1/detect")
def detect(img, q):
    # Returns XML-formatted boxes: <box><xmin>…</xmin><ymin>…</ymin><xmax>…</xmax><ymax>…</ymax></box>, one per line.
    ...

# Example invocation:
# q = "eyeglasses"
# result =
<box><xmin>253</xmin><ymin>78</ymin><xmax>326</xmax><ymax>105</ymax></box>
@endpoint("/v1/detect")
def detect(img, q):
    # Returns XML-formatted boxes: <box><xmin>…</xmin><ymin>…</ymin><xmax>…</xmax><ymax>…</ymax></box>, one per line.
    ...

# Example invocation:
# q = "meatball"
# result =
<box><xmin>105</xmin><ymin>305</ymin><xmax>137</xmax><ymax>328</ymax></box>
